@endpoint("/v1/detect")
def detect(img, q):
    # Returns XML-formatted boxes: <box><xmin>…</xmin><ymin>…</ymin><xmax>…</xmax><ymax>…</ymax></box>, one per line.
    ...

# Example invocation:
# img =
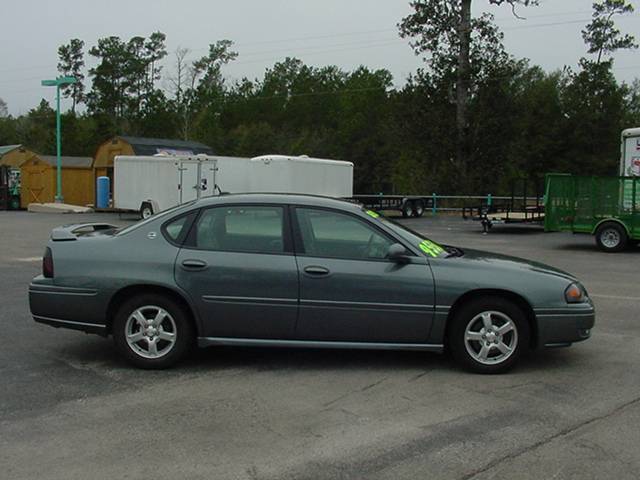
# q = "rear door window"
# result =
<box><xmin>193</xmin><ymin>206</ymin><xmax>285</xmax><ymax>254</ymax></box>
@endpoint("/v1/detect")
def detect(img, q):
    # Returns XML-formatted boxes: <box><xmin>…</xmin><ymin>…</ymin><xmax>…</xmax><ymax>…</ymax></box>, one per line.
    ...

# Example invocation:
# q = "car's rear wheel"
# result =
<box><xmin>448</xmin><ymin>297</ymin><xmax>530</xmax><ymax>374</ymax></box>
<box><xmin>595</xmin><ymin>222</ymin><xmax>628</xmax><ymax>253</ymax></box>
<box><xmin>113</xmin><ymin>294</ymin><xmax>194</xmax><ymax>369</ymax></box>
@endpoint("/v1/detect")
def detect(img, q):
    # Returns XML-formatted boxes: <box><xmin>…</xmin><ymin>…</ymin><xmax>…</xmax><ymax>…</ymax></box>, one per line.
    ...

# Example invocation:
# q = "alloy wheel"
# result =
<box><xmin>125</xmin><ymin>306</ymin><xmax>177</xmax><ymax>359</ymax></box>
<box><xmin>464</xmin><ymin>310</ymin><xmax>518</xmax><ymax>366</ymax></box>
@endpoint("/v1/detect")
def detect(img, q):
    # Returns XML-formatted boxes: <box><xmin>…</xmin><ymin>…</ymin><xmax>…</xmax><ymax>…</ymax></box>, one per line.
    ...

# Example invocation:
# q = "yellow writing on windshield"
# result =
<box><xmin>419</xmin><ymin>240</ymin><xmax>444</xmax><ymax>257</ymax></box>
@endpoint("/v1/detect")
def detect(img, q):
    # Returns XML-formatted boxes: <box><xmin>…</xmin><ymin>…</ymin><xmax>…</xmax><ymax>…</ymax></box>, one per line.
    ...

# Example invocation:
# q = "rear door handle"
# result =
<box><xmin>303</xmin><ymin>265</ymin><xmax>330</xmax><ymax>276</ymax></box>
<box><xmin>181</xmin><ymin>259</ymin><xmax>208</xmax><ymax>271</ymax></box>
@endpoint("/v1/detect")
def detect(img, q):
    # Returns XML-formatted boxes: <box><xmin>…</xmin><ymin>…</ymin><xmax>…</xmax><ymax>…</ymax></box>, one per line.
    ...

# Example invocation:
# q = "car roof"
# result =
<box><xmin>122</xmin><ymin>194</ymin><xmax>361</xmax><ymax>236</ymax></box>
<box><xmin>195</xmin><ymin>193</ymin><xmax>361</xmax><ymax>211</ymax></box>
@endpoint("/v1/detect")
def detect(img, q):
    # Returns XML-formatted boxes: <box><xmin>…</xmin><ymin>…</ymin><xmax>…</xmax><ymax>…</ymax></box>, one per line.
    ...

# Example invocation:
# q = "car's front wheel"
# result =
<box><xmin>113</xmin><ymin>294</ymin><xmax>194</xmax><ymax>369</ymax></box>
<box><xmin>448</xmin><ymin>297</ymin><xmax>530</xmax><ymax>374</ymax></box>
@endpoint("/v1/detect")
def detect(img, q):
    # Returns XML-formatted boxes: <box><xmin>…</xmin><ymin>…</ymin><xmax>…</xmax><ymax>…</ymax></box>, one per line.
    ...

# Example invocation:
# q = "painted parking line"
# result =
<box><xmin>591</xmin><ymin>294</ymin><xmax>640</xmax><ymax>302</ymax></box>
<box><xmin>14</xmin><ymin>257</ymin><xmax>41</xmax><ymax>262</ymax></box>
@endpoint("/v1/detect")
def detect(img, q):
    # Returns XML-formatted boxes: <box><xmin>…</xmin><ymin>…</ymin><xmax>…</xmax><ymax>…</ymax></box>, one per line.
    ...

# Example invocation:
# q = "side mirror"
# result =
<box><xmin>387</xmin><ymin>243</ymin><xmax>411</xmax><ymax>264</ymax></box>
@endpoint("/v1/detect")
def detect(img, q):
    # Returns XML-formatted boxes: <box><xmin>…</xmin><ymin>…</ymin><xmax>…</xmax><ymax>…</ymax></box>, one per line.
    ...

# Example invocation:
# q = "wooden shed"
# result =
<box><xmin>20</xmin><ymin>155</ymin><xmax>94</xmax><ymax>208</ymax></box>
<box><xmin>0</xmin><ymin>144</ymin><xmax>39</xmax><ymax>168</ymax></box>
<box><xmin>93</xmin><ymin>136</ymin><xmax>214</xmax><ymax>189</ymax></box>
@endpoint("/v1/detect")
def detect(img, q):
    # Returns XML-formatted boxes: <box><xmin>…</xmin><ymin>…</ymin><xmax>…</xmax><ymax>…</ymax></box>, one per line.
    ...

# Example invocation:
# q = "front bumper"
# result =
<box><xmin>534</xmin><ymin>303</ymin><xmax>595</xmax><ymax>347</ymax></box>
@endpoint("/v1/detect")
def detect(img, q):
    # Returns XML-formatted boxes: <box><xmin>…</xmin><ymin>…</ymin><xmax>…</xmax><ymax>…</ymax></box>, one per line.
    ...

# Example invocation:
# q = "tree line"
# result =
<box><xmin>0</xmin><ymin>0</ymin><xmax>638</xmax><ymax>194</ymax></box>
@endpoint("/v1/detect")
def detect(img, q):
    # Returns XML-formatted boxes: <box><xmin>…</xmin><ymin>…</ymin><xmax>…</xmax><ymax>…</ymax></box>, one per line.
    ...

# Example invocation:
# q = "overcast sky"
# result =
<box><xmin>1</xmin><ymin>0</ymin><xmax>638</xmax><ymax>115</ymax></box>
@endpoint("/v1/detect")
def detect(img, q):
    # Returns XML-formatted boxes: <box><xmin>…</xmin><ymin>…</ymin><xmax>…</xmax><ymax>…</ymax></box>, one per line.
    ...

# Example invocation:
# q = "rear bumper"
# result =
<box><xmin>32</xmin><ymin>315</ymin><xmax>107</xmax><ymax>335</ymax></box>
<box><xmin>535</xmin><ymin>305</ymin><xmax>595</xmax><ymax>347</ymax></box>
<box><xmin>29</xmin><ymin>280</ymin><xmax>108</xmax><ymax>335</ymax></box>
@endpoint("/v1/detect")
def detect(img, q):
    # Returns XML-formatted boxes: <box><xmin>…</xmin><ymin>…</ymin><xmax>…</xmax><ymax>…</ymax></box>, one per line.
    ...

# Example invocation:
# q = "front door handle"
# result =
<box><xmin>303</xmin><ymin>265</ymin><xmax>330</xmax><ymax>276</ymax></box>
<box><xmin>181</xmin><ymin>259</ymin><xmax>208</xmax><ymax>271</ymax></box>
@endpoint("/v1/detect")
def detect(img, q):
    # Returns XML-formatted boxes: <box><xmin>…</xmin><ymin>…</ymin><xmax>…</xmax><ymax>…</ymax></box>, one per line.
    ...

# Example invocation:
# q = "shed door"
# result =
<box><xmin>26</xmin><ymin>165</ymin><xmax>48</xmax><ymax>204</ymax></box>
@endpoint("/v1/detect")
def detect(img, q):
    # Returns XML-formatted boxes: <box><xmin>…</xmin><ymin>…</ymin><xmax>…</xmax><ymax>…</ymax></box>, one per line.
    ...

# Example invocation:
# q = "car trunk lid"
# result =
<box><xmin>50</xmin><ymin>223</ymin><xmax>119</xmax><ymax>241</ymax></box>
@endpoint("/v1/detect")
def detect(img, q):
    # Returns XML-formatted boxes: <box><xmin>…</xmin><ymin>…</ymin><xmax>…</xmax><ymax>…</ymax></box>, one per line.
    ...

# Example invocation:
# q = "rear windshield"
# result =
<box><xmin>116</xmin><ymin>201</ymin><xmax>197</xmax><ymax>236</ymax></box>
<box><xmin>362</xmin><ymin>208</ymin><xmax>447</xmax><ymax>258</ymax></box>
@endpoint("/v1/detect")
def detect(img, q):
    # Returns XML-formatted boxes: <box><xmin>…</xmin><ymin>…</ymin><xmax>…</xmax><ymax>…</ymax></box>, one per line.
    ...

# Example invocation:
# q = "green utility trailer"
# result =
<box><xmin>545</xmin><ymin>174</ymin><xmax>640</xmax><ymax>252</ymax></box>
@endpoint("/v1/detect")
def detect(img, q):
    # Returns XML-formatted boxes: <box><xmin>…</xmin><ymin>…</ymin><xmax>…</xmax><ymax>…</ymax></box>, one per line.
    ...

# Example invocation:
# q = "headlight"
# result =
<box><xmin>565</xmin><ymin>283</ymin><xmax>587</xmax><ymax>303</ymax></box>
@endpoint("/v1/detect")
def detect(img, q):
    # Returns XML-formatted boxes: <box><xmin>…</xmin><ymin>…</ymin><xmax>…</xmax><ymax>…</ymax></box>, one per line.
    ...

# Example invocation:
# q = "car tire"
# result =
<box><xmin>113</xmin><ymin>294</ymin><xmax>194</xmax><ymax>369</ymax></box>
<box><xmin>595</xmin><ymin>222</ymin><xmax>628</xmax><ymax>253</ymax></box>
<box><xmin>402</xmin><ymin>201</ymin><xmax>414</xmax><ymax>218</ymax></box>
<box><xmin>448</xmin><ymin>297</ymin><xmax>530</xmax><ymax>374</ymax></box>
<box><xmin>413</xmin><ymin>200</ymin><xmax>425</xmax><ymax>218</ymax></box>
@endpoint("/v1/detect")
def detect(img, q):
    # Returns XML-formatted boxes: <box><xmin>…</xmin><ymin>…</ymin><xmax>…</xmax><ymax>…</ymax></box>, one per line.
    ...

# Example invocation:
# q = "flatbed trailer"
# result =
<box><xmin>349</xmin><ymin>194</ymin><xmax>434</xmax><ymax>218</ymax></box>
<box><xmin>462</xmin><ymin>177</ymin><xmax>545</xmax><ymax>233</ymax></box>
<box><xmin>545</xmin><ymin>174</ymin><xmax>640</xmax><ymax>252</ymax></box>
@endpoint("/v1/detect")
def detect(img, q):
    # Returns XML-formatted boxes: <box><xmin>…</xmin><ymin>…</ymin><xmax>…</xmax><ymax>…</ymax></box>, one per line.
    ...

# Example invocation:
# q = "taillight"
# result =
<box><xmin>43</xmin><ymin>247</ymin><xmax>54</xmax><ymax>278</ymax></box>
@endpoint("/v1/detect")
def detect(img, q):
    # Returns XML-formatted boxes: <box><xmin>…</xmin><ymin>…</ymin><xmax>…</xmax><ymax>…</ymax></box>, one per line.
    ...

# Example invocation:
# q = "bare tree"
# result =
<box><xmin>168</xmin><ymin>47</ymin><xmax>191</xmax><ymax>104</ymax></box>
<box><xmin>168</xmin><ymin>47</ymin><xmax>206</xmax><ymax>140</ymax></box>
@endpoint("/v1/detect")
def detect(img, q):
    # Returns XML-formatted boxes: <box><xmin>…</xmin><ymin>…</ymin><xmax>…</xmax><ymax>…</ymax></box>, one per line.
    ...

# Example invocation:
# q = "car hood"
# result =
<box><xmin>449</xmin><ymin>247</ymin><xmax>577</xmax><ymax>282</ymax></box>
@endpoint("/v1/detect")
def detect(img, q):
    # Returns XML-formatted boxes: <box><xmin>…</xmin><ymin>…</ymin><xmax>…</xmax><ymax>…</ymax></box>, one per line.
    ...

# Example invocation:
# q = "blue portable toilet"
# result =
<box><xmin>96</xmin><ymin>176</ymin><xmax>110</xmax><ymax>209</ymax></box>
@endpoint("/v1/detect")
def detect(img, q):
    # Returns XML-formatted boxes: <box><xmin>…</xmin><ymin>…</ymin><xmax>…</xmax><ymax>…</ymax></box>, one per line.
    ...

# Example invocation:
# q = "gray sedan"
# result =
<box><xmin>29</xmin><ymin>194</ymin><xmax>595</xmax><ymax>373</ymax></box>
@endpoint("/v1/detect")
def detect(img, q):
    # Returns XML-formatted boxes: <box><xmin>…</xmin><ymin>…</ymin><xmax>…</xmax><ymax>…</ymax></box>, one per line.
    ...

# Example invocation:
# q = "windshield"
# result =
<box><xmin>116</xmin><ymin>201</ymin><xmax>197</xmax><ymax>236</ymax></box>
<box><xmin>362</xmin><ymin>208</ymin><xmax>451</xmax><ymax>258</ymax></box>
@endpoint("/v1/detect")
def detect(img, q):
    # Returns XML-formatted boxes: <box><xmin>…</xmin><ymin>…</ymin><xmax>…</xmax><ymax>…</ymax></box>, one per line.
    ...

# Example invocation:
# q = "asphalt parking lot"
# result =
<box><xmin>1</xmin><ymin>210</ymin><xmax>639</xmax><ymax>480</ymax></box>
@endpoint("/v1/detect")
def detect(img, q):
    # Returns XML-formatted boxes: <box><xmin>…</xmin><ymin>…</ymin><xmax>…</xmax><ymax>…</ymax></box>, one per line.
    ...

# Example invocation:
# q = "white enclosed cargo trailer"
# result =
<box><xmin>114</xmin><ymin>155</ymin><xmax>250</xmax><ymax>217</ymax></box>
<box><xmin>113</xmin><ymin>154</ymin><xmax>353</xmax><ymax>217</ymax></box>
<box><xmin>249</xmin><ymin>155</ymin><xmax>353</xmax><ymax>198</ymax></box>
<box><xmin>621</xmin><ymin>127</ymin><xmax>640</xmax><ymax>176</ymax></box>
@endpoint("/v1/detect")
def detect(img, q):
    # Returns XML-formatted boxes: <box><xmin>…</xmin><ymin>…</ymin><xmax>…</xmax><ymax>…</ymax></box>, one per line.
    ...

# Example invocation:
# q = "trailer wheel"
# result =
<box><xmin>413</xmin><ymin>200</ymin><xmax>425</xmax><ymax>218</ymax></box>
<box><xmin>595</xmin><ymin>222</ymin><xmax>628</xmax><ymax>253</ymax></box>
<box><xmin>402</xmin><ymin>201</ymin><xmax>414</xmax><ymax>218</ymax></box>
<box><xmin>140</xmin><ymin>202</ymin><xmax>154</xmax><ymax>219</ymax></box>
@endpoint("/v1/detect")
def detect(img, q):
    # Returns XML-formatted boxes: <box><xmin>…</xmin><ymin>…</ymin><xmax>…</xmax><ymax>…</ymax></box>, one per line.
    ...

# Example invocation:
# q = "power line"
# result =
<box><xmin>213</xmin><ymin>29</ymin><xmax>398</xmax><ymax>50</ymax></box>
<box><xmin>502</xmin><ymin>18</ymin><xmax>591</xmax><ymax>31</ymax></box>
<box><xmin>177</xmin><ymin>11</ymin><xmax>598</xmax><ymax>55</ymax></box>
<box><xmin>0</xmin><ymin>75</ymin><xmax>57</xmax><ymax>86</ymax></box>
<box><xmin>1</xmin><ymin>10</ymin><xmax>632</xmax><ymax>76</ymax></box>
<box><xmin>5</xmin><ymin>60</ymin><xmax>640</xmax><ymax>113</ymax></box>
<box><xmin>0</xmin><ymin>40</ymin><xmax>405</xmax><ymax>95</ymax></box>
<box><xmin>232</xmin><ymin>40</ymin><xmax>404</xmax><ymax>67</ymax></box>
<box><xmin>1</xmin><ymin>13</ymin><xmax>638</xmax><ymax>95</ymax></box>
<box><xmin>0</xmin><ymin>38</ymin><xmax>407</xmax><ymax>93</ymax></box>
<box><xmin>236</xmin><ymin>37</ymin><xmax>401</xmax><ymax>59</ymax></box>
<box><xmin>494</xmin><ymin>9</ymin><xmax>592</xmax><ymax>21</ymax></box>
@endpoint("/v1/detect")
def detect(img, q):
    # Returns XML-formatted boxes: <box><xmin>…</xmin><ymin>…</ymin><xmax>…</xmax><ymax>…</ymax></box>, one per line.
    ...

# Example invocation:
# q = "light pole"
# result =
<box><xmin>41</xmin><ymin>76</ymin><xmax>77</xmax><ymax>203</ymax></box>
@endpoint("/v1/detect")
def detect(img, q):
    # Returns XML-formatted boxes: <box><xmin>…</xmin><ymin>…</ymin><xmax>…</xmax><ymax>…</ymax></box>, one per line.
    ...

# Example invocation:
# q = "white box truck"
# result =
<box><xmin>113</xmin><ymin>154</ymin><xmax>354</xmax><ymax>217</ymax></box>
